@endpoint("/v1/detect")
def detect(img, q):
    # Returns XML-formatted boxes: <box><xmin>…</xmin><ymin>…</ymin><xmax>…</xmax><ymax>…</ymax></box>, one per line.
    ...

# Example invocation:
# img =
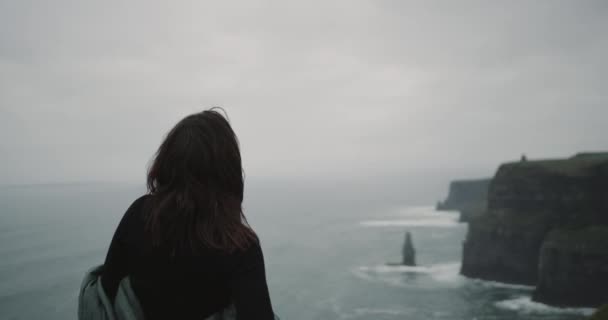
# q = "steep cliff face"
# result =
<box><xmin>458</xmin><ymin>209</ymin><xmax>485</xmax><ymax>223</ymax></box>
<box><xmin>461</xmin><ymin>155</ymin><xmax>608</xmax><ymax>305</ymax></box>
<box><xmin>461</xmin><ymin>212</ymin><xmax>552</xmax><ymax>284</ymax></box>
<box><xmin>436</xmin><ymin>179</ymin><xmax>490</xmax><ymax>215</ymax></box>
<box><xmin>533</xmin><ymin>227</ymin><xmax>608</xmax><ymax>307</ymax></box>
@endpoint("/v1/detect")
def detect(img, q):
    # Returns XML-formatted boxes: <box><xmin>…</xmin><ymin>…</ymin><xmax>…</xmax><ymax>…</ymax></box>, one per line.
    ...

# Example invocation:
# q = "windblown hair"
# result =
<box><xmin>146</xmin><ymin>108</ymin><xmax>257</xmax><ymax>253</ymax></box>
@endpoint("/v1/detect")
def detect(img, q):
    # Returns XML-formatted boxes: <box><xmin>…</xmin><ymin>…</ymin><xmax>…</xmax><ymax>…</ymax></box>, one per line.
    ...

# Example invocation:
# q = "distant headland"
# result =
<box><xmin>436</xmin><ymin>178</ymin><xmax>491</xmax><ymax>222</ymax></box>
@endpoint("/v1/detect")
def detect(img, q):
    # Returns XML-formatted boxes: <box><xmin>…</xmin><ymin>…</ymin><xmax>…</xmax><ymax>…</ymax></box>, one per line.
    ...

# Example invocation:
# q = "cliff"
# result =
<box><xmin>534</xmin><ymin>227</ymin><xmax>608</xmax><ymax>307</ymax></box>
<box><xmin>460</xmin><ymin>153</ymin><xmax>608</xmax><ymax>307</ymax></box>
<box><xmin>436</xmin><ymin>179</ymin><xmax>491</xmax><ymax>220</ymax></box>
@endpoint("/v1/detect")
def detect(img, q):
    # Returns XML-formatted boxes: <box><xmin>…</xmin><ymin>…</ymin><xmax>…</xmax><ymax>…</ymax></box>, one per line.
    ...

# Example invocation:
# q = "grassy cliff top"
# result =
<box><xmin>451</xmin><ymin>178</ymin><xmax>492</xmax><ymax>184</ymax></box>
<box><xmin>572</xmin><ymin>152</ymin><xmax>608</xmax><ymax>160</ymax></box>
<box><xmin>499</xmin><ymin>152</ymin><xmax>608</xmax><ymax>177</ymax></box>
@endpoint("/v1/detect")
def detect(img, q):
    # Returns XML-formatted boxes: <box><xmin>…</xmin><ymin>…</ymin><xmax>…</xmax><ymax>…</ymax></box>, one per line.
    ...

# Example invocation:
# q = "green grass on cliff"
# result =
<box><xmin>589</xmin><ymin>304</ymin><xmax>608</xmax><ymax>320</ymax></box>
<box><xmin>573</xmin><ymin>152</ymin><xmax>608</xmax><ymax>160</ymax></box>
<box><xmin>502</xmin><ymin>154</ymin><xmax>608</xmax><ymax>177</ymax></box>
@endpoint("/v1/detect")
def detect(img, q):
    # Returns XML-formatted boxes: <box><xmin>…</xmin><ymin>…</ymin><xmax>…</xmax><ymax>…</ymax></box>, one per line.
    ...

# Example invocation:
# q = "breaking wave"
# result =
<box><xmin>495</xmin><ymin>296</ymin><xmax>596</xmax><ymax>316</ymax></box>
<box><xmin>328</xmin><ymin>298</ymin><xmax>416</xmax><ymax>320</ymax></box>
<box><xmin>359</xmin><ymin>219</ymin><xmax>461</xmax><ymax>228</ymax></box>
<box><xmin>352</xmin><ymin>262</ymin><xmax>464</xmax><ymax>287</ymax></box>
<box><xmin>359</xmin><ymin>206</ymin><xmax>462</xmax><ymax>228</ymax></box>
<box><xmin>471</xmin><ymin>279</ymin><xmax>535</xmax><ymax>291</ymax></box>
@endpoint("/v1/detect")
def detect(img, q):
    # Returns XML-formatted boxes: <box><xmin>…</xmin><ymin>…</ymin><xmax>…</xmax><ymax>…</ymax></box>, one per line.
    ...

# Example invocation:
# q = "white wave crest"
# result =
<box><xmin>330</xmin><ymin>302</ymin><xmax>415</xmax><ymax>320</ymax></box>
<box><xmin>353</xmin><ymin>262</ymin><xmax>464</xmax><ymax>287</ymax></box>
<box><xmin>359</xmin><ymin>219</ymin><xmax>461</xmax><ymax>228</ymax></box>
<box><xmin>495</xmin><ymin>296</ymin><xmax>596</xmax><ymax>316</ymax></box>
<box><xmin>472</xmin><ymin>279</ymin><xmax>535</xmax><ymax>291</ymax></box>
<box><xmin>352</xmin><ymin>307</ymin><xmax>411</xmax><ymax>316</ymax></box>
<box><xmin>396</xmin><ymin>206</ymin><xmax>456</xmax><ymax>216</ymax></box>
<box><xmin>359</xmin><ymin>206</ymin><xmax>463</xmax><ymax>228</ymax></box>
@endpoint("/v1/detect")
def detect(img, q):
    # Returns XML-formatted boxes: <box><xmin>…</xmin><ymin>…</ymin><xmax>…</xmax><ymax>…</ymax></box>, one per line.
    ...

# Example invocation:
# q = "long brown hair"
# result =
<box><xmin>146</xmin><ymin>108</ymin><xmax>257</xmax><ymax>253</ymax></box>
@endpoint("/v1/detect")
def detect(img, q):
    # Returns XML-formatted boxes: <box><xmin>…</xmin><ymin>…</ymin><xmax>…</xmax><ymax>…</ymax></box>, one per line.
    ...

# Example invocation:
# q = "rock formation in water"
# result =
<box><xmin>436</xmin><ymin>178</ymin><xmax>491</xmax><ymax>222</ymax></box>
<box><xmin>460</xmin><ymin>152</ymin><xmax>608</xmax><ymax>307</ymax></box>
<box><xmin>402</xmin><ymin>231</ymin><xmax>416</xmax><ymax>266</ymax></box>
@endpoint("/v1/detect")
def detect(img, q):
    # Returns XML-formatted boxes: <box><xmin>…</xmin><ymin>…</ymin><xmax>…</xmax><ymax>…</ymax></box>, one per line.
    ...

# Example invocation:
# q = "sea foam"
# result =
<box><xmin>359</xmin><ymin>206</ymin><xmax>462</xmax><ymax>228</ymax></box>
<box><xmin>495</xmin><ymin>296</ymin><xmax>596</xmax><ymax>316</ymax></box>
<box><xmin>471</xmin><ymin>279</ymin><xmax>535</xmax><ymax>291</ymax></box>
<box><xmin>352</xmin><ymin>262</ymin><xmax>464</xmax><ymax>287</ymax></box>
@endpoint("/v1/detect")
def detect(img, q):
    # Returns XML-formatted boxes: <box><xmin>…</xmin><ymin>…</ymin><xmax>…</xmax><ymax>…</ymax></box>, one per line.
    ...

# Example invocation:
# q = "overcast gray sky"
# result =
<box><xmin>1</xmin><ymin>0</ymin><xmax>607</xmax><ymax>186</ymax></box>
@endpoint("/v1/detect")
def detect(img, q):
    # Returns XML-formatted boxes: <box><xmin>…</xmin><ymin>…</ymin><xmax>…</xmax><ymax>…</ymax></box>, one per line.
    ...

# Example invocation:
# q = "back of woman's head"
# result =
<box><xmin>146</xmin><ymin>108</ymin><xmax>257</xmax><ymax>253</ymax></box>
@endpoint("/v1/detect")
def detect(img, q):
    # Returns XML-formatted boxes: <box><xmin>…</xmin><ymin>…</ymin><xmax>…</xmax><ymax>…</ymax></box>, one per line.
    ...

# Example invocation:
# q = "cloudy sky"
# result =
<box><xmin>1</xmin><ymin>1</ymin><xmax>607</xmax><ymax>187</ymax></box>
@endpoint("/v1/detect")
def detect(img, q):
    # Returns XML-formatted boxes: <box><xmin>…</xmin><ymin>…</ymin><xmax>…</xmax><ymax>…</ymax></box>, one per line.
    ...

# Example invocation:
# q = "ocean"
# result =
<box><xmin>0</xmin><ymin>182</ymin><xmax>596</xmax><ymax>320</ymax></box>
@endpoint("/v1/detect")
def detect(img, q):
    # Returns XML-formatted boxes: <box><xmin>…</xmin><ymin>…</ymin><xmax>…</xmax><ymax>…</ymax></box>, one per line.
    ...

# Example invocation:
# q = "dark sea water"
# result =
<box><xmin>0</xmin><ymin>182</ymin><xmax>596</xmax><ymax>320</ymax></box>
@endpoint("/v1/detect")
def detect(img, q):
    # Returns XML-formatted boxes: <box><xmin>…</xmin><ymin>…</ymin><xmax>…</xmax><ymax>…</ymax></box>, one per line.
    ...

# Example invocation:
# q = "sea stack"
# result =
<box><xmin>402</xmin><ymin>231</ymin><xmax>416</xmax><ymax>266</ymax></box>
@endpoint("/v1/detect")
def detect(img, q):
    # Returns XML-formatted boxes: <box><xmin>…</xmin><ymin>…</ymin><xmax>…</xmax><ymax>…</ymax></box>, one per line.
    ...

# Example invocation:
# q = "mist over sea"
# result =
<box><xmin>0</xmin><ymin>182</ymin><xmax>595</xmax><ymax>320</ymax></box>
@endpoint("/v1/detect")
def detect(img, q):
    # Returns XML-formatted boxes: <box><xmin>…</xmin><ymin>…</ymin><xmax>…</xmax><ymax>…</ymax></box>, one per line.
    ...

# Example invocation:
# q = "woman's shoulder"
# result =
<box><xmin>225</xmin><ymin>239</ymin><xmax>265</xmax><ymax>269</ymax></box>
<box><xmin>126</xmin><ymin>194</ymin><xmax>153</xmax><ymax>212</ymax></box>
<box><xmin>132</xmin><ymin>194</ymin><xmax>153</xmax><ymax>206</ymax></box>
<box><xmin>119</xmin><ymin>194</ymin><xmax>153</xmax><ymax>224</ymax></box>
